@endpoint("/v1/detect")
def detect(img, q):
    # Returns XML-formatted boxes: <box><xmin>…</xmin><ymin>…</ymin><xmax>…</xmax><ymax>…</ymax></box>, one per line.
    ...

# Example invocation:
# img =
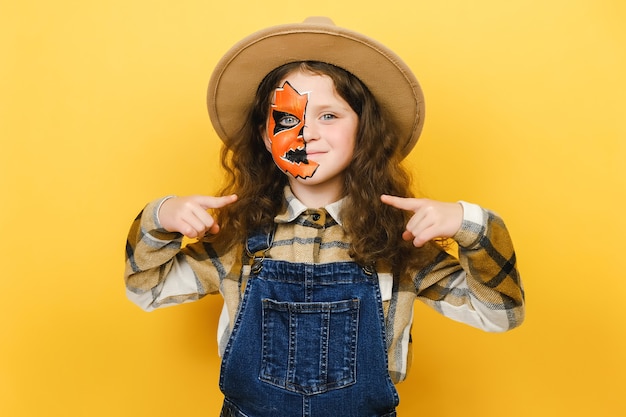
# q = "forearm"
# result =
<box><xmin>457</xmin><ymin>202</ymin><xmax>524</xmax><ymax>328</ymax></box>
<box><xmin>124</xmin><ymin>198</ymin><xmax>210</xmax><ymax>310</ymax></box>
<box><xmin>415</xmin><ymin>202</ymin><xmax>525</xmax><ymax>331</ymax></box>
<box><xmin>125</xmin><ymin>198</ymin><xmax>184</xmax><ymax>288</ymax></box>
<box><xmin>124</xmin><ymin>196</ymin><xmax>243</xmax><ymax>311</ymax></box>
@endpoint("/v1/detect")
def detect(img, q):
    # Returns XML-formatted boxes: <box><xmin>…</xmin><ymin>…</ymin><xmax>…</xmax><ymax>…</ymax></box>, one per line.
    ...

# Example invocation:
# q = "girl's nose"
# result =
<box><xmin>301</xmin><ymin>123</ymin><xmax>318</xmax><ymax>142</ymax></box>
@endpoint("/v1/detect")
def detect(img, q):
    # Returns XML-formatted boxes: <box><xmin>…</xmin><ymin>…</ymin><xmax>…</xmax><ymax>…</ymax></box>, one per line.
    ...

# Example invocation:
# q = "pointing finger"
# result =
<box><xmin>194</xmin><ymin>194</ymin><xmax>238</xmax><ymax>210</ymax></box>
<box><xmin>380</xmin><ymin>194</ymin><xmax>421</xmax><ymax>211</ymax></box>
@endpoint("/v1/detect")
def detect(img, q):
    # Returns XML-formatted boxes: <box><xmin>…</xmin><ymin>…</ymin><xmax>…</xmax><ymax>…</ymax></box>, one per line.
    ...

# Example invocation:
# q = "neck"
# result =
<box><xmin>288</xmin><ymin>177</ymin><xmax>345</xmax><ymax>208</ymax></box>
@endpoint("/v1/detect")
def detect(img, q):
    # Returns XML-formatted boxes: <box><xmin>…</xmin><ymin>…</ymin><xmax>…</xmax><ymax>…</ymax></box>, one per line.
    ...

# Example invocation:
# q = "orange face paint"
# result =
<box><xmin>267</xmin><ymin>81</ymin><xmax>319</xmax><ymax>179</ymax></box>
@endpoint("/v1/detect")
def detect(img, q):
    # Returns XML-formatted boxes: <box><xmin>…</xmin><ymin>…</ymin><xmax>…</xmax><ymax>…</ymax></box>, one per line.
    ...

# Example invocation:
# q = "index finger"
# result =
<box><xmin>380</xmin><ymin>194</ymin><xmax>419</xmax><ymax>211</ymax></box>
<box><xmin>195</xmin><ymin>194</ymin><xmax>238</xmax><ymax>209</ymax></box>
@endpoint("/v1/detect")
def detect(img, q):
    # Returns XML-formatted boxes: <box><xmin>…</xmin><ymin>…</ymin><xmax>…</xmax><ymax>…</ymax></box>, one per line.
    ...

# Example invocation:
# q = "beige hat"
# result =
<box><xmin>207</xmin><ymin>17</ymin><xmax>425</xmax><ymax>157</ymax></box>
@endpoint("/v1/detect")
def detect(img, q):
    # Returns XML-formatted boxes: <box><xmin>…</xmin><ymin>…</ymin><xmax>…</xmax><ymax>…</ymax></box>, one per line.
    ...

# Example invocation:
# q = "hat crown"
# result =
<box><xmin>302</xmin><ymin>16</ymin><xmax>335</xmax><ymax>26</ymax></box>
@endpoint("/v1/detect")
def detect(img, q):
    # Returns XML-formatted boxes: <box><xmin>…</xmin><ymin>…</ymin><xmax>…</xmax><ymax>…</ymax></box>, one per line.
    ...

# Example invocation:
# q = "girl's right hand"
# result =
<box><xmin>157</xmin><ymin>194</ymin><xmax>238</xmax><ymax>239</ymax></box>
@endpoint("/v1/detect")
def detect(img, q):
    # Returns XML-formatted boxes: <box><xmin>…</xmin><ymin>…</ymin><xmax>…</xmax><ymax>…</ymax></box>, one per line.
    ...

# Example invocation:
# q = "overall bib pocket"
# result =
<box><xmin>260</xmin><ymin>298</ymin><xmax>360</xmax><ymax>395</ymax></box>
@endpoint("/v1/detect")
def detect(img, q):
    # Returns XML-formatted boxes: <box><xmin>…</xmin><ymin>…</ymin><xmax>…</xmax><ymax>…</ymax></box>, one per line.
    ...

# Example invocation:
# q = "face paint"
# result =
<box><xmin>267</xmin><ymin>81</ymin><xmax>319</xmax><ymax>179</ymax></box>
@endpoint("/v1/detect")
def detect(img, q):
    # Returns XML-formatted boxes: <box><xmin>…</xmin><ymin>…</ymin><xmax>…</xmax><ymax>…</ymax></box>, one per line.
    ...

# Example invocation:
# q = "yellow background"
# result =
<box><xmin>2</xmin><ymin>0</ymin><xmax>625</xmax><ymax>416</ymax></box>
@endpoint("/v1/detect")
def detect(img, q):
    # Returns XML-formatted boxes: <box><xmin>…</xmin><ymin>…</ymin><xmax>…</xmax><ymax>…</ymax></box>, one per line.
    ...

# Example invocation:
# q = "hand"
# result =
<box><xmin>158</xmin><ymin>194</ymin><xmax>238</xmax><ymax>239</ymax></box>
<box><xmin>380</xmin><ymin>195</ymin><xmax>463</xmax><ymax>247</ymax></box>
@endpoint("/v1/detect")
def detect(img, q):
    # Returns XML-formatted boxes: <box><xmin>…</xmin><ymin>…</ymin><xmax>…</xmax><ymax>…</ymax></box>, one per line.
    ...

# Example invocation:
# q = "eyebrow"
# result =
<box><xmin>308</xmin><ymin>103</ymin><xmax>353</xmax><ymax>114</ymax></box>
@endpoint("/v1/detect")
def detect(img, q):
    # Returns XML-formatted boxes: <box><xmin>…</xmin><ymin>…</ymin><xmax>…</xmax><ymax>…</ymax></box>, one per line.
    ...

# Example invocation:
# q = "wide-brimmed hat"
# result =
<box><xmin>207</xmin><ymin>16</ymin><xmax>424</xmax><ymax>157</ymax></box>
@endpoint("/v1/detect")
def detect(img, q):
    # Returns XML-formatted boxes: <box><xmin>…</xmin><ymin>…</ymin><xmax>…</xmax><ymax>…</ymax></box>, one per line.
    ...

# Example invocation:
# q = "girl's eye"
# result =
<box><xmin>279</xmin><ymin>114</ymin><xmax>300</xmax><ymax>128</ymax></box>
<box><xmin>271</xmin><ymin>110</ymin><xmax>301</xmax><ymax>135</ymax></box>
<box><xmin>321</xmin><ymin>114</ymin><xmax>336</xmax><ymax>121</ymax></box>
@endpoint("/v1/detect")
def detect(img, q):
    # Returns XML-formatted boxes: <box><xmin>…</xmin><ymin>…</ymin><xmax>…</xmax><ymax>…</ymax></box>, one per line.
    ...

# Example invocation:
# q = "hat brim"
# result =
<box><xmin>207</xmin><ymin>18</ymin><xmax>424</xmax><ymax>157</ymax></box>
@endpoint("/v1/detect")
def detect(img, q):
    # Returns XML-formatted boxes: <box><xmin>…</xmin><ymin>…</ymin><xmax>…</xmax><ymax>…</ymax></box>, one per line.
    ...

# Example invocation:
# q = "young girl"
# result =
<box><xmin>125</xmin><ymin>17</ymin><xmax>525</xmax><ymax>417</ymax></box>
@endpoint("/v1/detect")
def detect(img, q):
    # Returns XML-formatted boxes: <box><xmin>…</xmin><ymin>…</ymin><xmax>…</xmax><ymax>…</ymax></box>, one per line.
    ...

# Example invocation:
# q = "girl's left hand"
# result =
<box><xmin>380</xmin><ymin>194</ymin><xmax>463</xmax><ymax>247</ymax></box>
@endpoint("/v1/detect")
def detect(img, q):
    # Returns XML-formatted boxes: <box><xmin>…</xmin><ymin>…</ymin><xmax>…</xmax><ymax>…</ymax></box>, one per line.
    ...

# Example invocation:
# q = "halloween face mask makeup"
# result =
<box><xmin>266</xmin><ymin>81</ymin><xmax>319</xmax><ymax>179</ymax></box>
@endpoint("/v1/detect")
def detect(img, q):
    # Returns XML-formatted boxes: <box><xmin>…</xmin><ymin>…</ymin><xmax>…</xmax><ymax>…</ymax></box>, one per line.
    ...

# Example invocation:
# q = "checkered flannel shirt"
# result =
<box><xmin>125</xmin><ymin>187</ymin><xmax>524</xmax><ymax>383</ymax></box>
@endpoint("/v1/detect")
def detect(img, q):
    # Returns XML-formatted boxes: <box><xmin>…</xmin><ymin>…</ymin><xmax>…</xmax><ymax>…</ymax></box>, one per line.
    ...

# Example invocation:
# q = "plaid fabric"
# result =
<box><xmin>125</xmin><ymin>187</ymin><xmax>524</xmax><ymax>383</ymax></box>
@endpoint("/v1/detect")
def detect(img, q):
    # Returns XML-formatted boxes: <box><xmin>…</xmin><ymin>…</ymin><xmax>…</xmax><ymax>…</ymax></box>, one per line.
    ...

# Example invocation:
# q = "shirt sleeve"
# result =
<box><xmin>411</xmin><ymin>201</ymin><xmax>525</xmax><ymax>332</ymax></box>
<box><xmin>124</xmin><ymin>197</ymin><xmax>241</xmax><ymax>311</ymax></box>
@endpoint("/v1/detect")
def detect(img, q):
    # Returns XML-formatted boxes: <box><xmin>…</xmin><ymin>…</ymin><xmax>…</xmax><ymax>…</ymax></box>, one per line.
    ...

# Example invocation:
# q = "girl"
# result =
<box><xmin>125</xmin><ymin>17</ymin><xmax>525</xmax><ymax>417</ymax></box>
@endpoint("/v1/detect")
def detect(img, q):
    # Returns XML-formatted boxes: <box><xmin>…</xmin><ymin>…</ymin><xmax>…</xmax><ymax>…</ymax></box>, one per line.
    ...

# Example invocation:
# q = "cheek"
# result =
<box><xmin>272</xmin><ymin>129</ymin><xmax>304</xmax><ymax>157</ymax></box>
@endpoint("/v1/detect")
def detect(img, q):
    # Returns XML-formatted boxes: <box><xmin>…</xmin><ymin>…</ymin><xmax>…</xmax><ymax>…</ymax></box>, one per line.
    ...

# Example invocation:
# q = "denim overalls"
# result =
<box><xmin>219</xmin><ymin>231</ymin><xmax>399</xmax><ymax>417</ymax></box>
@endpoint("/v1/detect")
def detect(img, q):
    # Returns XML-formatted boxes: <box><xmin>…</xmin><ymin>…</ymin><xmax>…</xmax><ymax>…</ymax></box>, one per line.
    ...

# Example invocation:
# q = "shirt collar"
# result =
<box><xmin>274</xmin><ymin>186</ymin><xmax>345</xmax><ymax>226</ymax></box>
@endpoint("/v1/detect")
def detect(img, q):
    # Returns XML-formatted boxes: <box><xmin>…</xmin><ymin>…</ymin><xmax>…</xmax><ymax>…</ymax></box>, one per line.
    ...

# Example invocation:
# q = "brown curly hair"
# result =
<box><xmin>211</xmin><ymin>61</ymin><xmax>419</xmax><ymax>272</ymax></box>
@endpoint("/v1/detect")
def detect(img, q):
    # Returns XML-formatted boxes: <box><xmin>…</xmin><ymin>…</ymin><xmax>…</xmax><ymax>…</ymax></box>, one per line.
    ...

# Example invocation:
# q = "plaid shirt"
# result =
<box><xmin>125</xmin><ymin>187</ymin><xmax>524</xmax><ymax>383</ymax></box>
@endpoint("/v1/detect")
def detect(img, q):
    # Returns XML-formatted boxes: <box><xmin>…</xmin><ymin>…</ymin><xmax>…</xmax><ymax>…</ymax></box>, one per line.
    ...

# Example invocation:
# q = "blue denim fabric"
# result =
<box><xmin>219</xmin><ymin>232</ymin><xmax>398</xmax><ymax>417</ymax></box>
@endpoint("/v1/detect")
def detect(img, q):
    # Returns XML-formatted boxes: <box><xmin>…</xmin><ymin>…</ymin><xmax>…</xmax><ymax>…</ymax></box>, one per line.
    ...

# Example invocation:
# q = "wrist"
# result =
<box><xmin>155</xmin><ymin>195</ymin><xmax>177</xmax><ymax>230</ymax></box>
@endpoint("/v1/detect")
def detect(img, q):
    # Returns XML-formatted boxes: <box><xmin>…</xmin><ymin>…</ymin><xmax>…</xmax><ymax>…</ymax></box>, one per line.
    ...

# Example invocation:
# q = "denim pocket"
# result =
<box><xmin>260</xmin><ymin>298</ymin><xmax>360</xmax><ymax>395</ymax></box>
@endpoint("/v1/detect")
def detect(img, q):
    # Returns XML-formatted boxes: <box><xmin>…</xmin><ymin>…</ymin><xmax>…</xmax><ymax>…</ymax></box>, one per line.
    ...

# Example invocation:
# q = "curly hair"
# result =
<box><xmin>211</xmin><ymin>61</ymin><xmax>419</xmax><ymax>272</ymax></box>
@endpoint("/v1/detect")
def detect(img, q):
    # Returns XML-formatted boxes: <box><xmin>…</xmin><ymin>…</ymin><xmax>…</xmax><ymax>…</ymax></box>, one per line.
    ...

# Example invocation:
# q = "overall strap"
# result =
<box><xmin>239</xmin><ymin>227</ymin><xmax>276</xmax><ymax>295</ymax></box>
<box><xmin>244</xmin><ymin>227</ymin><xmax>275</xmax><ymax>267</ymax></box>
<box><xmin>245</xmin><ymin>228</ymin><xmax>274</xmax><ymax>258</ymax></box>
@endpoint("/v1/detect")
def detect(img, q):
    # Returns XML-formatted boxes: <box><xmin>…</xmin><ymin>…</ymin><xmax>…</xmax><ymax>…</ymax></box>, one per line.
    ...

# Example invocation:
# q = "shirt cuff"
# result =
<box><xmin>154</xmin><ymin>195</ymin><xmax>177</xmax><ymax>230</ymax></box>
<box><xmin>453</xmin><ymin>201</ymin><xmax>487</xmax><ymax>249</ymax></box>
